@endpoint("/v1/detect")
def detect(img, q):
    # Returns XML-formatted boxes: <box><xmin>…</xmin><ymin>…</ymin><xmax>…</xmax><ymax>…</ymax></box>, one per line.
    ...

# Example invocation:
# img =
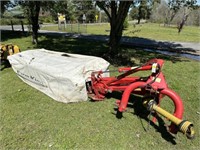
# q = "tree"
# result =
<box><xmin>19</xmin><ymin>1</ymin><xmax>55</xmax><ymax>44</ymax></box>
<box><xmin>49</xmin><ymin>0</ymin><xmax>76</xmax><ymax>23</ymax></box>
<box><xmin>129</xmin><ymin>5</ymin><xmax>139</xmax><ymax>20</ymax></box>
<box><xmin>130</xmin><ymin>0</ymin><xmax>160</xmax><ymax>23</ymax></box>
<box><xmin>149</xmin><ymin>0</ymin><xmax>167</xmax><ymax>23</ymax></box>
<box><xmin>1</xmin><ymin>1</ymin><xmax>9</xmax><ymax>16</ymax></box>
<box><xmin>137</xmin><ymin>0</ymin><xmax>148</xmax><ymax>24</ymax></box>
<box><xmin>164</xmin><ymin>0</ymin><xmax>197</xmax><ymax>28</ymax></box>
<box><xmin>177</xmin><ymin>0</ymin><xmax>197</xmax><ymax>33</ymax></box>
<box><xmin>22</xmin><ymin>1</ymin><xmax>41</xmax><ymax>44</ymax></box>
<box><xmin>95</xmin><ymin>0</ymin><xmax>133</xmax><ymax>56</ymax></box>
<box><xmin>1</xmin><ymin>1</ymin><xmax>17</xmax><ymax>17</ymax></box>
<box><xmin>187</xmin><ymin>6</ymin><xmax>200</xmax><ymax>26</ymax></box>
<box><xmin>74</xmin><ymin>1</ymin><xmax>98</xmax><ymax>23</ymax></box>
<box><xmin>164</xmin><ymin>0</ymin><xmax>184</xmax><ymax>26</ymax></box>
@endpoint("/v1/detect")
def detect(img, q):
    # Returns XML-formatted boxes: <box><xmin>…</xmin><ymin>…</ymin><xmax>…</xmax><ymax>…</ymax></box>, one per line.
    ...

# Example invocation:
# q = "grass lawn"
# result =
<box><xmin>0</xmin><ymin>31</ymin><xmax>200</xmax><ymax>149</ymax></box>
<box><xmin>41</xmin><ymin>23</ymin><xmax>200</xmax><ymax>43</ymax></box>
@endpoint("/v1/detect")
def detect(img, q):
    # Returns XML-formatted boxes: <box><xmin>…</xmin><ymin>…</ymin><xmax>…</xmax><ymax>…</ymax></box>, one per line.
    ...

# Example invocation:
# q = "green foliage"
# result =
<box><xmin>96</xmin><ymin>1</ymin><xmax>133</xmax><ymax>55</ymax></box>
<box><xmin>138</xmin><ymin>0</ymin><xmax>148</xmax><ymax>19</ymax></box>
<box><xmin>86</xmin><ymin>9</ymin><xmax>99</xmax><ymax>23</ymax></box>
<box><xmin>123</xmin><ymin>17</ymin><xmax>129</xmax><ymax>29</ymax></box>
<box><xmin>39</xmin><ymin>16</ymin><xmax>54</xmax><ymax>24</ymax></box>
<box><xmin>49</xmin><ymin>1</ymin><xmax>74</xmax><ymax>21</ymax></box>
<box><xmin>129</xmin><ymin>6</ymin><xmax>139</xmax><ymax>20</ymax></box>
<box><xmin>1</xmin><ymin>1</ymin><xmax>16</xmax><ymax>15</ymax></box>
<box><xmin>165</xmin><ymin>0</ymin><xmax>197</xmax><ymax>25</ymax></box>
<box><xmin>0</xmin><ymin>18</ymin><xmax>28</xmax><ymax>25</ymax></box>
<box><xmin>129</xmin><ymin>0</ymin><xmax>153</xmax><ymax>23</ymax></box>
<box><xmin>190</xmin><ymin>8</ymin><xmax>200</xmax><ymax>26</ymax></box>
<box><xmin>149</xmin><ymin>0</ymin><xmax>199</xmax><ymax>26</ymax></box>
<box><xmin>75</xmin><ymin>1</ymin><xmax>97</xmax><ymax>23</ymax></box>
<box><xmin>49</xmin><ymin>0</ymin><xmax>97</xmax><ymax>23</ymax></box>
<box><xmin>168</xmin><ymin>0</ymin><xmax>197</xmax><ymax>10</ymax></box>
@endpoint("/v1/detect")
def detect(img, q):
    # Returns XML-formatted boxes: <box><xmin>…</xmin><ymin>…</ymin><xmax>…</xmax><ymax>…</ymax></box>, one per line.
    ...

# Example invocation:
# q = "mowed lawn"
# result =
<box><xmin>41</xmin><ymin>22</ymin><xmax>200</xmax><ymax>43</ymax></box>
<box><xmin>0</xmin><ymin>31</ymin><xmax>200</xmax><ymax>149</ymax></box>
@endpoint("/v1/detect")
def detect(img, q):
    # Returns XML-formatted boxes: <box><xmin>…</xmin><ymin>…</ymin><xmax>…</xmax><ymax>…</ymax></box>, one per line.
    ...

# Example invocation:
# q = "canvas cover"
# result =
<box><xmin>8</xmin><ymin>49</ymin><xmax>110</xmax><ymax>103</ymax></box>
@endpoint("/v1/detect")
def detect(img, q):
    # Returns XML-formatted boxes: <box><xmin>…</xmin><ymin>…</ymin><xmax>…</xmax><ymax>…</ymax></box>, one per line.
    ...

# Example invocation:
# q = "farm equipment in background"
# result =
<box><xmin>86</xmin><ymin>58</ymin><xmax>195</xmax><ymax>139</ymax></box>
<box><xmin>0</xmin><ymin>43</ymin><xmax>21</xmax><ymax>60</ymax></box>
<box><xmin>0</xmin><ymin>43</ymin><xmax>20</xmax><ymax>70</ymax></box>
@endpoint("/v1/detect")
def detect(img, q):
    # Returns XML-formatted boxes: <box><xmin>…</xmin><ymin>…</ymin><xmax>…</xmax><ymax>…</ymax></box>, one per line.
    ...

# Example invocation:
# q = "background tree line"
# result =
<box><xmin>129</xmin><ymin>0</ymin><xmax>199</xmax><ymax>27</ymax></box>
<box><xmin>2</xmin><ymin>0</ymin><xmax>199</xmax><ymax>26</ymax></box>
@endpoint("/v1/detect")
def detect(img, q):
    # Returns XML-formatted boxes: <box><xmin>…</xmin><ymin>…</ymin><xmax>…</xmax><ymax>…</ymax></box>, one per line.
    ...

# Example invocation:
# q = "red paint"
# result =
<box><xmin>87</xmin><ymin>59</ymin><xmax>185</xmax><ymax>134</ymax></box>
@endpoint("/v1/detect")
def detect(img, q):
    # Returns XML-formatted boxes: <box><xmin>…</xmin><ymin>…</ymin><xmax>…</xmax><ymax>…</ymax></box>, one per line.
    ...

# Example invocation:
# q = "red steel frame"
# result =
<box><xmin>86</xmin><ymin>59</ymin><xmax>184</xmax><ymax>134</ymax></box>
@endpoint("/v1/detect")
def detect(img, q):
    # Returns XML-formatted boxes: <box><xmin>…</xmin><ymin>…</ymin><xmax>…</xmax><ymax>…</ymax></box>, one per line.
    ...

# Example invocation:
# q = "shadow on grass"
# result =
<box><xmin>108</xmin><ymin>91</ymin><xmax>177</xmax><ymax>144</ymax></box>
<box><xmin>37</xmin><ymin>34</ymin><xmax>136</xmax><ymax>66</ymax></box>
<box><xmin>36</xmin><ymin>34</ymin><xmax>189</xmax><ymax>66</ymax></box>
<box><xmin>1</xmin><ymin>30</ymin><xmax>190</xmax><ymax>67</ymax></box>
<box><xmin>1</xmin><ymin>30</ymin><xmax>29</xmax><ymax>41</ymax></box>
<box><xmin>119</xmin><ymin>46</ymin><xmax>187</xmax><ymax>64</ymax></box>
<box><xmin>0</xmin><ymin>60</ymin><xmax>11</xmax><ymax>71</ymax></box>
<box><xmin>37</xmin><ymin>35</ymin><xmax>109</xmax><ymax>57</ymax></box>
<box><xmin>122</xmin><ymin>36</ymin><xmax>198</xmax><ymax>55</ymax></box>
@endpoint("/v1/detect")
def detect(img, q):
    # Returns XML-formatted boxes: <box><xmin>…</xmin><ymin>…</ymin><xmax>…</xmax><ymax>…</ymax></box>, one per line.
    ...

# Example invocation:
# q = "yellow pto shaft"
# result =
<box><xmin>152</xmin><ymin>104</ymin><xmax>195</xmax><ymax>139</ymax></box>
<box><xmin>144</xmin><ymin>100</ymin><xmax>195</xmax><ymax>139</ymax></box>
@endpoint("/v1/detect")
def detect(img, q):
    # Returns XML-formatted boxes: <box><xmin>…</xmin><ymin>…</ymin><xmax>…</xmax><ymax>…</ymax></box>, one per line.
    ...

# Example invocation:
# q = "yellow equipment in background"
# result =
<box><xmin>0</xmin><ymin>44</ymin><xmax>21</xmax><ymax>60</ymax></box>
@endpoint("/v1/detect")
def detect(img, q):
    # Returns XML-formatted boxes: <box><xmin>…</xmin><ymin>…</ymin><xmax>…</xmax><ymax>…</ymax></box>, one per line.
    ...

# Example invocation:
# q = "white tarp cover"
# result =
<box><xmin>8</xmin><ymin>49</ymin><xmax>110</xmax><ymax>103</ymax></box>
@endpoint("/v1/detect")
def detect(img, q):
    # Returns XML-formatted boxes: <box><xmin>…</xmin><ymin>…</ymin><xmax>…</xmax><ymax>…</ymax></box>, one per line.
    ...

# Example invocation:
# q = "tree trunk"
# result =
<box><xmin>32</xmin><ymin>23</ymin><xmax>39</xmax><ymax>44</ymax></box>
<box><xmin>108</xmin><ymin>1</ymin><xmax>132</xmax><ymax>56</ymax></box>
<box><xmin>30</xmin><ymin>1</ymin><xmax>41</xmax><ymax>44</ymax></box>
<box><xmin>137</xmin><ymin>17</ymin><xmax>141</xmax><ymax>24</ymax></box>
<box><xmin>178</xmin><ymin>14</ymin><xmax>189</xmax><ymax>33</ymax></box>
<box><xmin>109</xmin><ymin>26</ymin><xmax>120</xmax><ymax>56</ymax></box>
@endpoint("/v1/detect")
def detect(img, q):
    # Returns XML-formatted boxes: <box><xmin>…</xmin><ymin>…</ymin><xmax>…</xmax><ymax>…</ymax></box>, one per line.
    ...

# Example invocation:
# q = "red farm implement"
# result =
<box><xmin>86</xmin><ymin>58</ymin><xmax>195</xmax><ymax>139</ymax></box>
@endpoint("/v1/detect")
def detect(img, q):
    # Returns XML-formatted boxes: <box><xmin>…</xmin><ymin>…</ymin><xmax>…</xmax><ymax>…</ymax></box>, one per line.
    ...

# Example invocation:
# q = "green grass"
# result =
<box><xmin>124</xmin><ymin>23</ymin><xmax>200</xmax><ymax>43</ymax></box>
<box><xmin>0</xmin><ymin>31</ymin><xmax>200</xmax><ymax>149</ymax></box>
<box><xmin>41</xmin><ymin>23</ymin><xmax>200</xmax><ymax>43</ymax></box>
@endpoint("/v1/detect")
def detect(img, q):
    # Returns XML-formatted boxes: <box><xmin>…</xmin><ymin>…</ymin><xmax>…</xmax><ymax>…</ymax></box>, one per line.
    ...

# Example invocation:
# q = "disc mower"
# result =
<box><xmin>86</xmin><ymin>58</ymin><xmax>195</xmax><ymax>139</ymax></box>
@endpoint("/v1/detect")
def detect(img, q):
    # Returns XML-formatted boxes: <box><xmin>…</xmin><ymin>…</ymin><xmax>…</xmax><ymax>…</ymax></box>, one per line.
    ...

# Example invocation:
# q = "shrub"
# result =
<box><xmin>39</xmin><ymin>16</ymin><xmax>54</xmax><ymax>24</ymax></box>
<box><xmin>123</xmin><ymin>17</ymin><xmax>129</xmax><ymax>30</ymax></box>
<box><xmin>0</xmin><ymin>18</ymin><xmax>28</xmax><ymax>25</ymax></box>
